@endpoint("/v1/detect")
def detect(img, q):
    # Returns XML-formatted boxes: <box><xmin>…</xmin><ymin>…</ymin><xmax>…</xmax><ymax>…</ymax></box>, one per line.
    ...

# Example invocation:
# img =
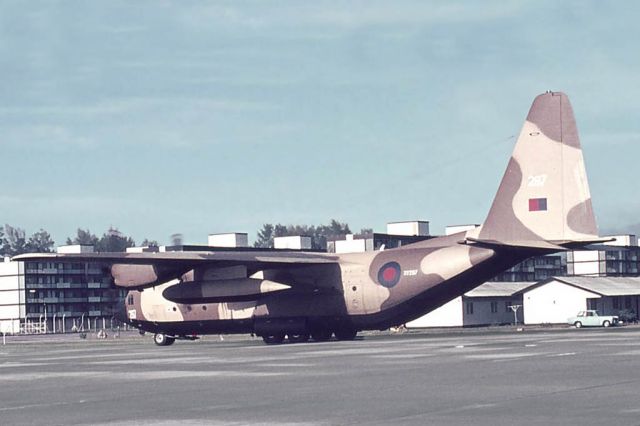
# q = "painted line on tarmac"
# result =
<box><xmin>0</xmin><ymin>399</ymin><xmax>88</xmax><ymax>413</ymax></box>
<box><xmin>0</xmin><ymin>370</ymin><xmax>288</xmax><ymax>382</ymax></box>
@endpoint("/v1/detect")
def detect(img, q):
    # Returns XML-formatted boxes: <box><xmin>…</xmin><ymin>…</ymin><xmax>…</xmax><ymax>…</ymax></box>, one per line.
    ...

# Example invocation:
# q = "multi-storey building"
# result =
<box><xmin>0</xmin><ymin>246</ymin><xmax>124</xmax><ymax>334</ymax></box>
<box><xmin>567</xmin><ymin>245</ymin><xmax>640</xmax><ymax>277</ymax></box>
<box><xmin>491</xmin><ymin>254</ymin><xmax>566</xmax><ymax>282</ymax></box>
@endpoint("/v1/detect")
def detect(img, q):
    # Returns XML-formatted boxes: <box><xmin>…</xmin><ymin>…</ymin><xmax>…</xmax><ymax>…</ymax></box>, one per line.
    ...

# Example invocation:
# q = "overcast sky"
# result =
<box><xmin>1</xmin><ymin>1</ymin><xmax>638</xmax><ymax>245</ymax></box>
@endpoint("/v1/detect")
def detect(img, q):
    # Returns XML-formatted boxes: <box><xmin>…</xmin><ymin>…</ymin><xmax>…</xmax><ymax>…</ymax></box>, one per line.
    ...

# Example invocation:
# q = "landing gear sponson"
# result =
<box><xmin>152</xmin><ymin>329</ymin><xmax>358</xmax><ymax>345</ymax></box>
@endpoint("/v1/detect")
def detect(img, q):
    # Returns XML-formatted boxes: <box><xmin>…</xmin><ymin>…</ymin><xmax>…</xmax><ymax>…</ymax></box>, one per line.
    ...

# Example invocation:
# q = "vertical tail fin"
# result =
<box><xmin>479</xmin><ymin>91</ymin><xmax>598</xmax><ymax>243</ymax></box>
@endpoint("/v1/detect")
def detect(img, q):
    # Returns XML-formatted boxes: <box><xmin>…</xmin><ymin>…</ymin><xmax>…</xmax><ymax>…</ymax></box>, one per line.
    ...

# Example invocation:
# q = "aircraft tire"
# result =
<box><xmin>288</xmin><ymin>333</ymin><xmax>310</xmax><ymax>344</ymax></box>
<box><xmin>334</xmin><ymin>328</ymin><xmax>357</xmax><ymax>341</ymax></box>
<box><xmin>311</xmin><ymin>328</ymin><xmax>332</xmax><ymax>342</ymax></box>
<box><xmin>262</xmin><ymin>333</ymin><xmax>285</xmax><ymax>345</ymax></box>
<box><xmin>154</xmin><ymin>333</ymin><xmax>175</xmax><ymax>346</ymax></box>
<box><xmin>574</xmin><ymin>321</ymin><xmax>582</xmax><ymax>328</ymax></box>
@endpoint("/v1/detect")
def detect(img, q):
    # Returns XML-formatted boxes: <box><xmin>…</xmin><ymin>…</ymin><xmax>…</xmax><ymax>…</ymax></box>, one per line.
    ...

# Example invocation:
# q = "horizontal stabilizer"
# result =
<box><xmin>462</xmin><ymin>237</ymin><xmax>568</xmax><ymax>252</ymax></box>
<box><xmin>549</xmin><ymin>237</ymin><xmax>616</xmax><ymax>248</ymax></box>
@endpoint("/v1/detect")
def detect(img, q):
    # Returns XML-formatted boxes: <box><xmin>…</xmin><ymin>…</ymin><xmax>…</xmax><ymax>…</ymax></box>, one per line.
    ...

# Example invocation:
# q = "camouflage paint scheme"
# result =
<box><xmin>15</xmin><ymin>92</ymin><xmax>603</xmax><ymax>344</ymax></box>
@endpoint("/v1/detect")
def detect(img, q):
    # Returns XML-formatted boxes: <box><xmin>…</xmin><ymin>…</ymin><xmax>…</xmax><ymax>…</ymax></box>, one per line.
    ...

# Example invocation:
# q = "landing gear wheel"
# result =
<box><xmin>262</xmin><ymin>333</ymin><xmax>285</xmax><ymax>345</ymax></box>
<box><xmin>288</xmin><ymin>333</ymin><xmax>310</xmax><ymax>344</ymax></box>
<box><xmin>334</xmin><ymin>328</ymin><xmax>358</xmax><ymax>341</ymax></box>
<box><xmin>574</xmin><ymin>321</ymin><xmax>582</xmax><ymax>328</ymax></box>
<box><xmin>603</xmin><ymin>320</ymin><xmax>611</xmax><ymax>327</ymax></box>
<box><xmin>311</xmin><ymin>328</ymin><xmax>332</xmax><ymax>342</ymax></box>
<box><xmin>154</xmin><ymin>333</ymin><xmax>175</xmax><ymax>346</ymax></box>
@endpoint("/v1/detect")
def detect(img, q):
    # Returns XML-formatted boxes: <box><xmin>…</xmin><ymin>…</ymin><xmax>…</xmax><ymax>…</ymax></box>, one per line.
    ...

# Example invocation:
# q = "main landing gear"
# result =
<box><xmin>261</xmin><ymin>327</ymin><xmax>358</xmax><ymax>345</ymax></box>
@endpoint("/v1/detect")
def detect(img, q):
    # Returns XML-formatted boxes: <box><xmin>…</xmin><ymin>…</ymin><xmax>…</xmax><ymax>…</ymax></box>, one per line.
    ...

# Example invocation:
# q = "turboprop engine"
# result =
<box><xmin>161</xmin><ymin>278</ymin><xmax>291</xmax><ymax>304</ymax></box>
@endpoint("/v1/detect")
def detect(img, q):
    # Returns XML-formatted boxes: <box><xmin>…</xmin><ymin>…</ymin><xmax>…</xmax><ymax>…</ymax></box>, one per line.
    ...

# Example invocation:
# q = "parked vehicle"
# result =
<box><xmin>567</xmin><ymin>310</ymin><xmax>619</xmax><ymax>328</ymax></box>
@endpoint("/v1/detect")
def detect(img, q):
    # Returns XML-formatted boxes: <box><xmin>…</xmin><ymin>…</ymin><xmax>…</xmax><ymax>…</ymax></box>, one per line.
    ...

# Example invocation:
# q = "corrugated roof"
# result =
<box><xmin>465</xmin><ymin>282</ymin><xmax>536</xmax><ymax>298</ymax></box>
<box><xmin>554</xmin><ymin>276</ymin><xmax>640</xmax><ymax>296</ymax></box>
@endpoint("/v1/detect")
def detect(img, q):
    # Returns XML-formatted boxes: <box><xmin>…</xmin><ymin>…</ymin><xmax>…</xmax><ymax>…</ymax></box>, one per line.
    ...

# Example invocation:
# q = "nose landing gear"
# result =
<box><xmin>153</xmin><ymin>333</ymin><xmax>176</xmax><ymax>346</ymax></box>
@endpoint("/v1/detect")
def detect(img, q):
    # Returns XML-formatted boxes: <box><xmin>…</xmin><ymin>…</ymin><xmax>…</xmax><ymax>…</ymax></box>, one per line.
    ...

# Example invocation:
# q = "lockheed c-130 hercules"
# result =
<box><xmin>16</xmin><ymin>91</ymin><xmax>608</xmax><ymax>346</ymax></box>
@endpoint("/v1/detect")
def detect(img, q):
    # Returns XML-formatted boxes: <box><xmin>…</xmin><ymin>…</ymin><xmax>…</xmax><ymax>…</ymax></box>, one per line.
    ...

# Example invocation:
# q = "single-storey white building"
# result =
<box><xmin>522</xmin><ymin>276</ymin><xmax>640</xmax><ymax>325</ymax></box>
<box><xmin>407</xmin><ymin>282</ymin><xmax>533</xmax><ymax>328</ymax></box>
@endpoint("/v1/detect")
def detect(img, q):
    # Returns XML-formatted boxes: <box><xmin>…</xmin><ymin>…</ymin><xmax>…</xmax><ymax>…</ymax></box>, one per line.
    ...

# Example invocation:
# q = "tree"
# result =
<box><xmin>0</xmin><ymin>226</ymin><xmax>4</xmax><ymax>256</ymax></box>
<box><xmin>141</xmin><ymin>238</ymin><xmax>159</xmax><ymax>247</ymax></box>
<box><xmin>26</xmin><ymin>229</ymin><xmax>55</xmax><ymax>253</ymax></box>
<box><xmin>66</xmin><ymin>228</ymin><xmax>99</xmax><ymax>246</ymax></box>
<box><xmin>254</xmin><ymin>224</ymin><xmax>275</xmax><ymax>248</ymax></box>
<box><xmin>313</xmin><ymin>219</ymin><xmax>351</xmax><ymax>250</ymax></box>
<box><xmin>358</xmin><ymin>228</ymin><xmax>374</xmax><ymax>236</ymax></box>
<box><xmin>95</xmin><ymin>227</ymin><xmax>136</xmax><ymax>252</ymax></box>
<box><xmin>3</xmin><ymin>224</ymin><xmax>27</xmax><ymax>256</ymax></box>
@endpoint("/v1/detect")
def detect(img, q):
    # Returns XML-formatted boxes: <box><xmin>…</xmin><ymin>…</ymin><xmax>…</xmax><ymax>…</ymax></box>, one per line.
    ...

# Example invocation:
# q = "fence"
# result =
<box><xmin>1</xmin><ymin>317</ymin><xmax>133</xmax><ymax>335</ymax></box>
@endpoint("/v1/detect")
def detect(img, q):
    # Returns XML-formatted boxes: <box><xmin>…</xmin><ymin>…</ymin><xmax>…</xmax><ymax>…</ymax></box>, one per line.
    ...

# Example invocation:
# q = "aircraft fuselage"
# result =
<box><xmin>124</xmin><ymin>232</ymin><xmax>536</xmax><ymax>343</ymax></box>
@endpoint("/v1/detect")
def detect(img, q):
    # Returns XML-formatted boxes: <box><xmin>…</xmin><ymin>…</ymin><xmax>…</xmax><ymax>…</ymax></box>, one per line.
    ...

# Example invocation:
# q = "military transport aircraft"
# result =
<box><xmin>16</xmin><ymin>91</ymin><xmax>607</xmax><ymax>346</ymax></box>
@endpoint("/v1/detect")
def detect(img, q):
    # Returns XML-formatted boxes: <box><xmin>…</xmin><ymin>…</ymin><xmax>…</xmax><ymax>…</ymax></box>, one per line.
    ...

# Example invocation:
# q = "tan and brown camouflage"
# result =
<box><xmin>15</xmin><ymin>92</ymin><xmax>603</xmax><ymax>345</ymax></box>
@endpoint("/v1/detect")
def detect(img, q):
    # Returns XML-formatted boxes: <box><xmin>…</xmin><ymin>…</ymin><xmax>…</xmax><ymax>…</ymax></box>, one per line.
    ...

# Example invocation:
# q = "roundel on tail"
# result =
<box><xmin>377</xmin><ymin>262</ymin><xmax>401</xmax><ymax>288</ymax></box>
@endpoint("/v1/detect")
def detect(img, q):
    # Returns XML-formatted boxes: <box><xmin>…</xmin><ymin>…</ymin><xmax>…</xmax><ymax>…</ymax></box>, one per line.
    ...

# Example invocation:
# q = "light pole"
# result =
<box><xmin>509</xmin><ymin>305</ymin><xmax>522</xmax><ymax>327</ymax></box>
<box><xmin>43</xmin><ymin>302</ymin><xmax>47</xmax><ymax>334</ymax></box>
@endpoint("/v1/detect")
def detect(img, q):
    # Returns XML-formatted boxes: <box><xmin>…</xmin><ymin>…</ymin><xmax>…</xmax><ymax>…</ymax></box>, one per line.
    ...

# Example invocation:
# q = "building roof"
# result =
<box><xmin>553</xmin><ymin>276</ymin><xmax>640</xmax><ymax>296</ymax></box>
<box><xmin>465</xmin><ymin>282</ymin><xmax>536</xmax><ymax>298</ymax></box>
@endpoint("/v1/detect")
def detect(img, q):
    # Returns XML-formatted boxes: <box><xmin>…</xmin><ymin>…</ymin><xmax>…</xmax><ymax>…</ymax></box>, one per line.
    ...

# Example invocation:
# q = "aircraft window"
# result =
<box><xmin>172</xmin><ymin>307</ymin><xmax>177</xmax><ymax>312</ymax></box>
<box><xmin>202</xmin><ymin>305</ymin><xmax>207</xmax><ymax>311</ymax></box>
<box><xmin>352</xmin><ymin>286</ymin><xmax>357</xmax><ymax>292</ymax></box>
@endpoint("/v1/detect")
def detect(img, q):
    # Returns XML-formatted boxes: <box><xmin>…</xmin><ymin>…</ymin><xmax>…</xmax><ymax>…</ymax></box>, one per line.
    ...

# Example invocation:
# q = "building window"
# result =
<box><xmin>491</xmin><ymin>301</ymin><xmax>498</xmax><ymax>313</ymax></box>
<box><xmin>466</xmin><ymin>302</ymin><xmax>474</xmax><ymax>315</ymax></box>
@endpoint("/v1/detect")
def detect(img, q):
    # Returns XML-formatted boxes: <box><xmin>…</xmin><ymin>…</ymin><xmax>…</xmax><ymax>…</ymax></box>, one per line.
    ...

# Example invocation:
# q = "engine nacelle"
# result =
<box><xmin>111</xmin><ymin>263</ymin><xmax>191</xmax><ymax>289</ymax></box>
<box><xmin>161</xmin><ymin>278</ymin><xmax>291</xmax><ymax>303</ymax></box>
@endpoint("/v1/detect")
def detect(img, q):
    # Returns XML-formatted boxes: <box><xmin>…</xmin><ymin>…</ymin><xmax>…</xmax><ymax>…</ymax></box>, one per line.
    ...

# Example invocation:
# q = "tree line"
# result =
<box><xmin>1</xmin><ymin>219</ymin><xmax>366</xmax><ymax>256</ymax></box>
<box><xmin>0</xmin><ymin>225</ymin><xmax>157</xmax><ymax>257</ymax></box>
<box><xmin>254</xmin><ymin>219</ymin><xmax>372</xmax><ymax>250</ymax></box>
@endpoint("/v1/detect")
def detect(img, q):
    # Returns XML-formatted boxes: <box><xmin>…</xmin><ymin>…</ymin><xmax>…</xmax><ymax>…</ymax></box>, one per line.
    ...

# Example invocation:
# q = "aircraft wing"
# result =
<box><xmin>13</xmin><ymin>251</ymin><xmax>340</xmax><ymax>289</ymax></box>
<box><xmin>13</xmin><ymin>251</ymin><xmax>338</xmax><ymax>265</ymax></box>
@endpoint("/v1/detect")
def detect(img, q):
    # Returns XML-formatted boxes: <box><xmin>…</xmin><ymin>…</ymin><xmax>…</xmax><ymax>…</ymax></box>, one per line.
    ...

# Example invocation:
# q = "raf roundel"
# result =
<box><xmin>377</xmin><ymin>262</ymin><xmax>401</xmax><ymax>288</ymax></box>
